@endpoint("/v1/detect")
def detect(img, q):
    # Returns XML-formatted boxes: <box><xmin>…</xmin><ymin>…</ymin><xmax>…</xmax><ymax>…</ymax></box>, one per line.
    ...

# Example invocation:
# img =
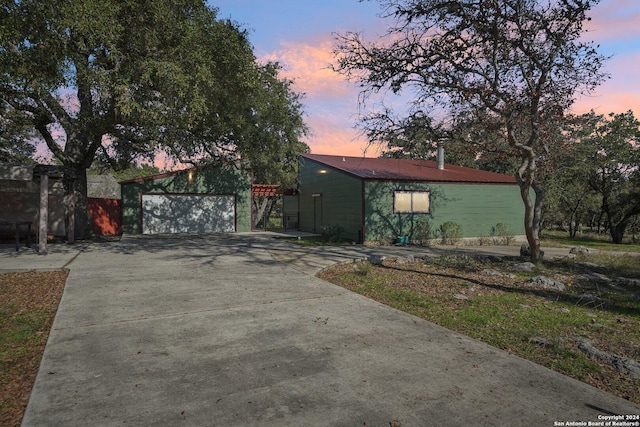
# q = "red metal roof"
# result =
<box><xmin>301</xmin><ymin>154</ymin><xmax>516</xmax><ymax>184</ymax></box>
<box><xmin>252</xmin><ymin>184</ymin><xmax>280</xmax><ymax>196</ymax></box>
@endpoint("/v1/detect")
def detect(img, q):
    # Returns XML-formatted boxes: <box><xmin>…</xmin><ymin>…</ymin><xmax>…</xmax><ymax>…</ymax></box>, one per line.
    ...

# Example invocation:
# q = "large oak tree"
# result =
<box><xmin>1</xmin><ymin>0</ymin><xmax>308</xmax><ymax>237</ymax></box>
<box><xmin>334</xmin><ymin>0</ymin><xmax>608</xmax><ymax>261</ymax></box>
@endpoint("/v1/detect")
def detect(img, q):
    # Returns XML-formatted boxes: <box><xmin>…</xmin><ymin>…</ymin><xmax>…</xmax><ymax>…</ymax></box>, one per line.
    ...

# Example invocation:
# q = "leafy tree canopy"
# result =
<box><xmin>334</xmin><ymin>0</ymin><xmax>608</xmax><ymax>261</ymax></box>
<box><xmin>1</xmin><ymin>0</ymin><xmax>308</xmax><ymax>236</ymax></box>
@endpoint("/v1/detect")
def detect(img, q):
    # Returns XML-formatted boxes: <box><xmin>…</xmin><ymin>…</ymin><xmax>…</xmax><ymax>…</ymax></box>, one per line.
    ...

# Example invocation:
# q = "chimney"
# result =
<box><xmin>437</xmin><ymin>142</ymin><xmax>445</xmax><ymax>170</ymax></box>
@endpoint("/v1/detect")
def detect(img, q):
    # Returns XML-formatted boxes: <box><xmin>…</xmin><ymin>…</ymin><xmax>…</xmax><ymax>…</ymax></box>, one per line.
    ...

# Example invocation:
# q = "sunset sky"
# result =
<box><xmin>212</xmin><ymin>0</ymin><xmax>640</xmax><ymax>157</ymax></box>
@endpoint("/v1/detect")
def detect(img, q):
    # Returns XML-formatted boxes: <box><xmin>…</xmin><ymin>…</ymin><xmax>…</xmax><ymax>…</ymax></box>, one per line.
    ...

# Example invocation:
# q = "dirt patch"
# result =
<box><xmin>0</xmin><ymin>270</ymin><xmax>67</xmax><ymax>427</ymax></box>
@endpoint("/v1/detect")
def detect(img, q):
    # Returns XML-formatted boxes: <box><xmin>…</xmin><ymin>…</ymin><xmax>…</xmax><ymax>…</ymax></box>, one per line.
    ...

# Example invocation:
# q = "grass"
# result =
<box><xmin>0</xmin><ymin>270</ymin><xmax>67</xmax><ymax>427</ymax></box>
<box><xmin>541</xmin><ymin>229</ymin><xmax>640</xmax><ymax>253</ymax></box>
<box><xmin>275</xmin><ymin>235</ymin><xmax>353</xmax><ymax>247</ymax></box>
<box><xmin>319</xmin><ymin>253</ymin><xmax>640</xmax><ymax>404</ymax></box>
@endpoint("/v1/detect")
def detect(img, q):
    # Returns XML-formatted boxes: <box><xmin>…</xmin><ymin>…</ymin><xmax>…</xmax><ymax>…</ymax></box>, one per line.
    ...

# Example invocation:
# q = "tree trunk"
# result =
<box><xmin>64</xmin><ymin>166</ymin><xmax>90</xmax><ymax>240</ymax></box>
<box><xmin>252</xmin><ymin>197</ymin><xmax>269</xmax><ymax>229</ymax></box>
<box><xmin>516</xmin><ymin>156</ymin><xmax>544</xmax><ymax>263</ymax></box>
<box><xmin>611</xmin><ymin>224</ymin><xmax>625</xmax><ymax>244</ymax></box>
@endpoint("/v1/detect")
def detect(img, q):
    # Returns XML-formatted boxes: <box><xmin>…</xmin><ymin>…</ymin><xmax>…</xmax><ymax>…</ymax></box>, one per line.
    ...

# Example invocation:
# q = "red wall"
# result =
<box><xmin>88</xmin><ymin>198</ymin><xmax>122</xmax><ymax>236</ymax></box>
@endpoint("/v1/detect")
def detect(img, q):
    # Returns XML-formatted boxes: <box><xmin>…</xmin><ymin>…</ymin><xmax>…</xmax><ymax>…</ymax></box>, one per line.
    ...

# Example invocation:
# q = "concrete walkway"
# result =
<box><xmin>1</xmin><ymin>234</ymin><xmax>637</xmax><ymax>426</ymax></box>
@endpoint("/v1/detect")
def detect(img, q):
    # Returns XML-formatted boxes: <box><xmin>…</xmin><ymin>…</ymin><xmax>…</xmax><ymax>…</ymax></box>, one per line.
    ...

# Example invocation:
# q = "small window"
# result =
<box><xmin>394</xmin><ymin>190</ymin><xmax>431</xmax><ymax>214</ymax></box>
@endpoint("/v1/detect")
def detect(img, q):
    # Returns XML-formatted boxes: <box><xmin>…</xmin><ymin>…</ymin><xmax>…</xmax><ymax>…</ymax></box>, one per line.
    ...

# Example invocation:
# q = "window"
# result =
<box><xmin>394</xmin><ymin>190</ymin><xmax>431</xmax><ymax>214</ymax></box>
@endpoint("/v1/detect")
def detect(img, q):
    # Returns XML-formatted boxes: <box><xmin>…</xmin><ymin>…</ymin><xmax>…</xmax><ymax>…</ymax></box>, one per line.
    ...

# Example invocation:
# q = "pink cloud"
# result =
<box><xmin>262</xmin><ymin>38</ymin><xmax>357</xmax><ymax>101</ymax></box>
<box><xmin>303</xmin><ymin>114</ymin><xmax>381</xmax><ymax>157</ymax></box>
<box><xmin>573</xmin><ymin>51</ymin><xmax>640</xmax><ymax>115</ymax></box>
<box><xmin>585</xmin><ymin>0</ymin><xmax>640</xmax><ymax>42</ymax></box>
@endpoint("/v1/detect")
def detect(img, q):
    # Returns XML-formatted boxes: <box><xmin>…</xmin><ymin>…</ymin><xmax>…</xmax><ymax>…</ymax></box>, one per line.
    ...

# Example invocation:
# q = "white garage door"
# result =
<box><xmin>142</xmin><ymin>194</ymin><xmax>235</xmax><ymax>234</ymax></box>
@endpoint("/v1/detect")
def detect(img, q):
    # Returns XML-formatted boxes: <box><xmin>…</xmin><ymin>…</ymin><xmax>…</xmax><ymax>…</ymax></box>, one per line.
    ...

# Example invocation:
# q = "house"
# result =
<box><xmin>297</xmin><ymin>153</ymin><xmax>524</xmax><ymax>243</ymax></box>
<box><xmin>120</xmin><ymin>163</ymin><xmax>252</xmax><ymax>234</ymax></box>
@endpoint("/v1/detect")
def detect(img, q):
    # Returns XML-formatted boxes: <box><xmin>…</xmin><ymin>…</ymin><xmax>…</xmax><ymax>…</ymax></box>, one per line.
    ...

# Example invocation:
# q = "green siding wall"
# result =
<box><xmin>364</xmin><ymin>181</ymin><xmax>524</xmax><ymax>242</ymax></box>
<box><xmin>298</xmin><ymin>157</ymin><xmax>363</xmax><ymax>241</ymax></box>
<box><xmin>121</xmin><ymin>165</ymin><xmax>251</xmax><ymax>234</ymax></box>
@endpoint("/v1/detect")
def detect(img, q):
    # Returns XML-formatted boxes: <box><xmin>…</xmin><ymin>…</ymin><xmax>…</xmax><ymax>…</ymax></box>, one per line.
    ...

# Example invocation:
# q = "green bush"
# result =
<box><xmin>321</xmin><ymin>224</ymin><xmax>345</xmax><ymax>243</ymax></box>
<box><xmin>412</xmin><ymin>219</ymin><xmax>432</xmax><ymax>245</ymax></box>
<box><xmin>439</xmin><ymin>221</ymin><xmax>463</xmax><ymax>245</ymax></box>
<box><xmin>490</xmin><ymin>223</ymin><xmax>515</xmax><ymax>245</ymax></box>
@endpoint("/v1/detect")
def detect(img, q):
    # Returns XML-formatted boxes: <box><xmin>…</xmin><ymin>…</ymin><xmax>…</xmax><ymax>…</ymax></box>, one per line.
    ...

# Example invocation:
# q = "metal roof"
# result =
<box><xmin>301</xmin><ymin>154</ymin><xmax>516</xmax><ymax>184</ymax></box>
<box><xmin>252</xmin><ymin>184</ymin><xmax>280</xmax><ymax>197</ymax></box>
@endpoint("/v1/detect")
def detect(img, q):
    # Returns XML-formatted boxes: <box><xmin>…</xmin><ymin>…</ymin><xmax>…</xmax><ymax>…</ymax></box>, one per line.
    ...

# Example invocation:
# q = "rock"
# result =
<box><xmin>395</xmin><ymin>256</ymin><xmax>409</xmax><ymax>264</ymax></box>
<box><xmin>482</xmin><ymin>269</ymin><xmax>503</xmax><ymax>276</ymax></box>
<box><xmin>557</xmin><ymin>307</ymin><xmax>571</xmax><ymax>314</ymax></box>
<box><xmin>580</xmin><ymin>272</ymin><xmax>612</xmax><ymax>285</ymax></box>
<box><xmin>511</xmin><ymin>262</ymin><xmax>536</xmax><ymax>272</ymax></box>
<box><xmin>525</xmin><ymin>276</ymin><xmax>566</xmax><ymax>292</ymax></box>
<box><xmin>368</xmin><ymin>255</ymin><xmax>387</xmax><ymax>266</ymax></box>
<box><xmin>575</xmin><ymin>261</ymin><xmax>602</xmax><ymax>270</ymax></box>
<box><xmin>406</xmin><ymin>255</ymin><xmax>415</xmax><ymax>262</ymax></box>
<box><xmin>577</xmin><ymin>293</ymin><xmax>599</xmax><ymax>302</ymax></box>
<box><xmin>529</xmin><ymin>336</ymin><xmax>555</xmax><ymax>347</ymax></box>
<box><xmin>577</xmin><ymin>341</ymin><xmax>640</xmax><ymax>379</ymax></box>
<box><xmin>617</xmin><ymin>277</ymin><xmax>640</xmax><ymax>287</ymax></box>
<box><xmin>454</xmin><ymin>294</ymin><xmax>470</xmax><ymax>301</ymax></box>
<box><xmin>518</xmin><ymin>304</ymin><xmax>532</xmax><ymax>310</ymax></box>
<box><xmin>570</xmin><ymin>246</ymin><xmax>591</xmax><ymax>255</ymax></box>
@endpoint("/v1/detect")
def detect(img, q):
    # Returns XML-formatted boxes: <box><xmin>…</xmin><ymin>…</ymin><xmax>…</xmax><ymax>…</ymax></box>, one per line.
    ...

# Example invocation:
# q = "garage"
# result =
<box><xmin>141</xmin><ymin>194</ymin><xmax>235</xmax><ymax>234</ymax></box>
<box><xmin>120</xmin><ymin>163</ymin><xmax>252</xmax><ymax>235</ymax></box>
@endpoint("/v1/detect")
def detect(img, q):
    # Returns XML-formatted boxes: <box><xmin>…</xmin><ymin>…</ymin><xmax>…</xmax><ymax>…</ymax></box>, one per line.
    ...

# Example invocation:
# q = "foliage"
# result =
<box><xmin>379</xmin><ymin>114</ymin><xmax>520</xmax><ymax>175</ymax></box>
<box><xmin>439</xmin><ymin>221</ymin><xmax>462</xmax><ymax>245</ymax></box>
<box><xmin>411</xmin><ymin>218</ymin><xmax>432</xmax><ymax>245</ymax></box>
<box><xmin>583</xmin><ymin>111</ymin><xmax>640</xmax><ymax>243</ymax></box>
<box><xmin>0</xmin><ymin>0</ymin><xmax>308</xmax><ymax>237</ymax></box>
<box><xmin>334</xmin><ymin>0</ymin><xmax>608</xmax><ymax>262</ymax></box>
<box><xmin>490</xmin><ymin>223</ymin><xmax>515</xmax><ymax>246</ymax></box>
<box><xmin>321</xmin><ymin>224</ymin><xmax>345</xmax><ymax>243</ymax></box>
<box><xmin>544</xmin><ymin>111</ymin><xmax>640</xmax><ymax>242</ymax></box>
<box><xmin>0</xmin><ymin>103</ymin><xmax>36</xmax><ymax>163</ymax></box>
<box><xmin>96</xmin><ymin>163</ymin><xmax>161</xmax><ymax>182</ymax></box>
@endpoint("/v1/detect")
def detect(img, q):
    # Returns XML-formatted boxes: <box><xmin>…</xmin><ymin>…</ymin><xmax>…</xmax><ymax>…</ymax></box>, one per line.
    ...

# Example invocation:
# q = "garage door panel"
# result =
<box><xmin>142</xmin><ymin>194</ymin><xmax>235</xmax><ymax>234</ymax></box>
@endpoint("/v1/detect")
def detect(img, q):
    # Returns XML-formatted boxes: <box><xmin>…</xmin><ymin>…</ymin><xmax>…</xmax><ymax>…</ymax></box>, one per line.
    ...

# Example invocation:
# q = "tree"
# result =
<box><xmin>0</xmin><ymin>103</ymin><xmax>36</xmax><ymax>163</ymax></box>
<box><xmin>1</xmin><ymin>0</ymin><xmax>308</xmax><ymax>238</ymax></box>
<box><xmin>334</xmin><ymin>0</ymin><xmax>607</xmax><ymax>261</ymax></box>
<box><xmin>583</xmin><ymin>111</ymin><xmax>640</xmax><ymax>243</ymax></box>
<box><xmin>378</xmin><ymin>112</ymin><xmax>520</xmax><ymax>174</ymax></box>
<box><xmin>542</xmin><ymin>113</ymin><xmax>599</xmax><ymax>237</ymax></box>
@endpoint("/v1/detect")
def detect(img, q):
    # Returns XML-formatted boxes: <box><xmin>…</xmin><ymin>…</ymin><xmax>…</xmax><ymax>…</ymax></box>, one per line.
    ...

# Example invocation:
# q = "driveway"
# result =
<box><xmin>15</xmin><ymin>234</ymin><xmax>639</xmax><ymax>425</ymax></box>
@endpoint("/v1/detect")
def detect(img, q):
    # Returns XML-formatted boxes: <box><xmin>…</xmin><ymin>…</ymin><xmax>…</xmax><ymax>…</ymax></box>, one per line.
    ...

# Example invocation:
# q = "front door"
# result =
<box><xmin>313</xmin><ymin>195</ymin><xmax>322</xmax><ymax>234</ymax></box>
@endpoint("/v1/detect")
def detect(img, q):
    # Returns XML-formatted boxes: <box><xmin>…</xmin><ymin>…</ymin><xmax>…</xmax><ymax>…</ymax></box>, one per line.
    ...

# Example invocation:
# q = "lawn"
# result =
<box><xmin>541</xmin><ymin>229</ymin><xmax>640</xmax><ymax>253</ymax></box>
<box><xmin>318</xmin><ymin>251</ymin><xmax>640</xmax><ymax>404</ymax></box>
<box><xmin>0</xmin><ymin>270</ymin><xmax>67</xmax><ymax>427</ymax></box>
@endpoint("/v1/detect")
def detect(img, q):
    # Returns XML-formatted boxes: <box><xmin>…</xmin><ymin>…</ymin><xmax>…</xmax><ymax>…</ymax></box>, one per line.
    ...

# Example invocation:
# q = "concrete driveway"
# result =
<box><xmin>8</xmin><ymin>234</ymin><xmax>639</xmax><ymax>425</ymax></box>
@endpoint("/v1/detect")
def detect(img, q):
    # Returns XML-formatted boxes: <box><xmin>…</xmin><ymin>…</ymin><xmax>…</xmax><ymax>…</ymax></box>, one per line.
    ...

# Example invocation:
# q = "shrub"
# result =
<box><xmin>321</xmin><ymin>224</ymin><xmax>345</xmax><ymax>243</ymax></box>
<box><xmin>490</xmin><ymin>223</ymin><xmax>515</xmax><ymax>245</ymax></box>
<box><xmin>439</xmin><ymin>221</ymin><xmax>463</xmax><ymax>245</ymax></box>
<box><xmin>412</xmin><ymin>219</ymin><xmax>432</xmax><ymax>245</ymax></box>
<box><xmin>478</xmin><ymin>235</ymin><xmax>493</xmax><ymax>246</ymax></box>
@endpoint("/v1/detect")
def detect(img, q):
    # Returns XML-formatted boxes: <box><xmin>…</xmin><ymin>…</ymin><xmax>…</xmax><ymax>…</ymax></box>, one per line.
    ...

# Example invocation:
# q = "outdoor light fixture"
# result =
<box><xmin>187</xmin><ymin>170</ymin><xmax>195</xmax><ymax>185</ymax></box>
<box><xmin>319</xmin><ymin>169</ymin><xmax>327</xmax><ymax>174</ymax></box>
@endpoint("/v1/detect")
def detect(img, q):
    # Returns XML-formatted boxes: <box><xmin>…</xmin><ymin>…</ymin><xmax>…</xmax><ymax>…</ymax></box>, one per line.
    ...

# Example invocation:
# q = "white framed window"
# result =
<box><xmin>394</xmin><ymin>190</ymin><xmax>431</xmax><ymax>214</ymax></box>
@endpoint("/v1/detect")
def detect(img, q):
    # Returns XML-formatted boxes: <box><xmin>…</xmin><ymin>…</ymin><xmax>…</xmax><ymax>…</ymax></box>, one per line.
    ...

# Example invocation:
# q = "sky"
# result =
<box><xmin>211</xmin><ymin>0</ymin><xmax>640</xmax><ymax>158</ymax></box>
